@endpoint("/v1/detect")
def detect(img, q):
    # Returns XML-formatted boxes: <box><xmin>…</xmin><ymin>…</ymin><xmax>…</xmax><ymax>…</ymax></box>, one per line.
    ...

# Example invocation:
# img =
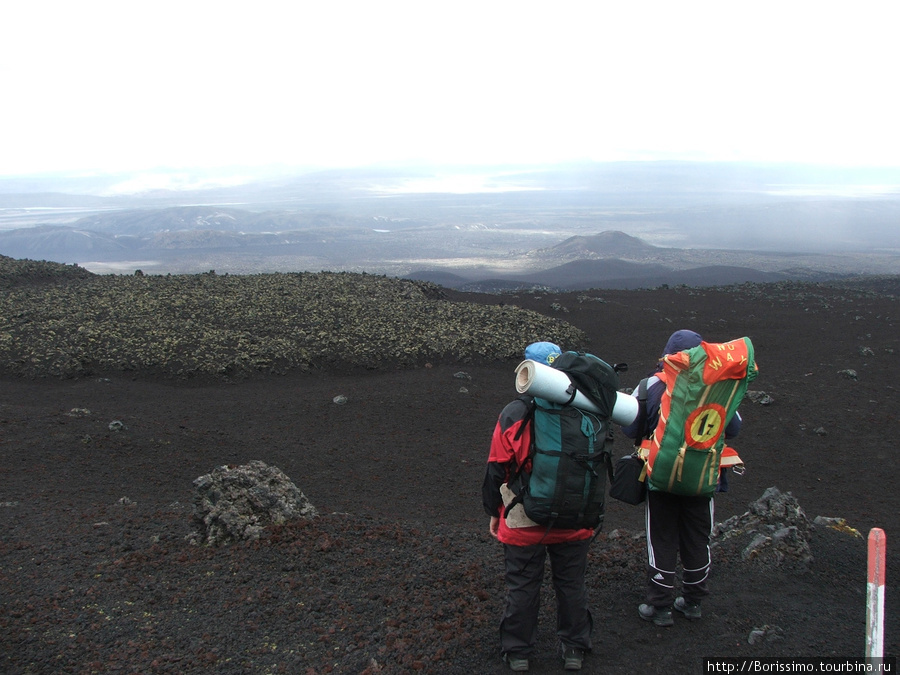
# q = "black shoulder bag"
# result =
<box><xmin>609</xmin><ymin>378</ymin><xmax>650</xmax><ymax>505</ymax></box>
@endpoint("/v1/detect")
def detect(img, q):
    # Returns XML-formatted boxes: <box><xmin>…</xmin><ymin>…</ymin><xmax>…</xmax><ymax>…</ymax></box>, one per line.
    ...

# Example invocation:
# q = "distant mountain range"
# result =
<box><xmin>1</xmin><ymin>162</ymin><xmax>899</xmax><ymax>288</ymax></box>
<box><xmin>0</xmin><ymin>215</ymin><xmax>868</xmax><ymax>291</ymax></box>
<box><xmin>403</xmin><ymin>231</ymin><xmax>840</xmax><ymax>291</ymax></box>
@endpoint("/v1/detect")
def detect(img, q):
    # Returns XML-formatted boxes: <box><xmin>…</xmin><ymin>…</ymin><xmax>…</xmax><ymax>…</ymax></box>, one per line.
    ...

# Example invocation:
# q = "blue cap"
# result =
<box><xmin>663</xmin><ymin>330</ymin><xmax>702</xmax><ymax>356</ymax></box>
<box><xmin>525</xmin><ymin>341</ymin><xmax>562</xmax><ymax>365</ymax></box>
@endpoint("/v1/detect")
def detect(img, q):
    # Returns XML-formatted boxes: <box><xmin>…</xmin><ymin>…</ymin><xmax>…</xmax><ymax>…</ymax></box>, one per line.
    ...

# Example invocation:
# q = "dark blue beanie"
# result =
<box><xmin>663</xmin><ymin>329</ymin><xmax>702</xmax><ymax>356</ymax></box>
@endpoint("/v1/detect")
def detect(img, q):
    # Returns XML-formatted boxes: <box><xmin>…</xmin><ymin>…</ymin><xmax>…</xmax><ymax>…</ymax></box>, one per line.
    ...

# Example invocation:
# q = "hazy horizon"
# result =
<box><xmin>3</xmin><ymin>159</ymin><xmax>900</xmax><ymax>201</ymax></box>
<box><xmin>1</xmin><ymin>160</ymin><xmax>899</xmax><ymax>283</ymax></box>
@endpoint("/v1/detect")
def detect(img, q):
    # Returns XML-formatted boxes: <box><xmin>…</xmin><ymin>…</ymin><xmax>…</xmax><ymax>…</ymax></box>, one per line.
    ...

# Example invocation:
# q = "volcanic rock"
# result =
<box><xmin>187</xmin><ymin>460</ymin><xmax>318</xmax><ymax>546</ymax></box>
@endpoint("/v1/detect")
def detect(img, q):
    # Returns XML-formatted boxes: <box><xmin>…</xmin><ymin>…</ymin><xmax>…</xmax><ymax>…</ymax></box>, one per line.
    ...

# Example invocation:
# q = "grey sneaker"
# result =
<box><xmin>562</xmin><ymin>645</ymin><xmax>584</xmax><ymax>671</ymax></box>
<box><xmin>639</xmin><ymin>602</ymin><xmax>674</xmax><ymax>626</ymax></box>
<box><xmin>674</xmin><ymin>596</ymin><xmax>702</xmax><ymax>620</ymax></box>
<box><xmin>504</xmin><ymin>653</ymin><xmax>529</xmax><ymax>672</ymax></box>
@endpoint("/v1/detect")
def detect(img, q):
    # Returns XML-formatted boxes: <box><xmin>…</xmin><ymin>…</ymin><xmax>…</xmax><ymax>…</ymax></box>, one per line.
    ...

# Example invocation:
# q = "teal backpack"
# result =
<box><xmin>507</xmin><ymin>352</ymin><xmax>620</xmax><ymax>530</ymax></box>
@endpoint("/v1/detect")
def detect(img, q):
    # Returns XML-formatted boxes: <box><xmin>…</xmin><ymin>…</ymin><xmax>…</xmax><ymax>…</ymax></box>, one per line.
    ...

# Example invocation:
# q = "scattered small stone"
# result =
<box><xmin>748</xmin><ymin>625</ymin><xmax>784</xmax><ymax>645</ymax></box>
<box><xmin>453</xmin><ymin>371</ymin><xmax>472</xmax><ymax>381</ymax></box>
<box><xmin>813</xmin><ymin>516</ymin><xmax>840</xmax><ymax>526</ymax></box>
<box><xmin>67</xmin><ymin>408</ymin><xmax>91</xmax><ymax>417</ymax></box>
<box><xmin>838</xmin><ymin>369</ymin><xmax>858</xmax><ymax>380</ymax></box>
<box><xmin>813</xmin><ymin>516</ymin><xmax>862</xmax><ymax>537</ymax></box>
<box><xmin>458</xmin><ymin>386</ymin><xmax>469</xmax><ymax>394</ymax></box>
<box><xmin>108</xmin><ymin>420</ymin><xmax>126</xmax><ymax>432</ymax></box>
<box><xmin>814</xmin><ymin>427</ymin><xmax>827</xmax><ymax>436</ymax></box>
<box><xmin>333</xmin><ymin>394</ymin><xmax>348</xmax><ymax>405</ymax></box>
<box><xmin>745</xmin><ymin>391</ymin><xmax>774</xmax><ymax>405</ymax></box>
<box><xmin>858</xmin><ymin>346</ymin><xmax>875</xmax><ymax>356</ymax></box>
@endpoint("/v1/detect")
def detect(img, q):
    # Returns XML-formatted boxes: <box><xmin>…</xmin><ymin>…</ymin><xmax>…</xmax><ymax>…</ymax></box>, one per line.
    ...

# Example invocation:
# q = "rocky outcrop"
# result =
<box><xmin>187</xmin><ymin>460</ymin><xmax>318</xmax><ymax>546</ymax></box>
<box><xmin>713</xmin><ymin>487</ymin><xmax>814</xmax><ymax>568</ymax></box>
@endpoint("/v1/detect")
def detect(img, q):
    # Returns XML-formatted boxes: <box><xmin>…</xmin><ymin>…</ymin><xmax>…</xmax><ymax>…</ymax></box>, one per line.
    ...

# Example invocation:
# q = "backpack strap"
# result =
<box><xmin>603</xmin><ymin>427</ymin><xmax>615</xmax><ymax>481</ymax></box>
<box><xmin>633</xmin><ymin>377</ymin><xmax>651</xmax><ymax>442</ymax></box>
<box><xmin>512</xmin><ymin>394</ymin><xmax>535</xmax><ymax>442</ymax></box>
<box><xmin>505</xmin><ymin>396</ymin><xmax>536</xmax><ymax>520</ymax></box>
<box><xmin>562</xmin><ymin>382</ymin><xmax>579</xmax><ymax>406</ymax></box>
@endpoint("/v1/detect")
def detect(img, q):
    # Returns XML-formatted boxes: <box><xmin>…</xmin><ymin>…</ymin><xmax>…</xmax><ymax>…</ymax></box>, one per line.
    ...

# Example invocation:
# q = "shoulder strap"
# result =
<box><xmin>512</xmin><ymin>395</ymin><xmax>535</xmax><ymax>442</ymax></box>
<box><xmin>603</xmin><ymin>428</ymin><xmax>615</xmax><ymax>481</ymax></box>
<box><xmin>634</xmin><ymin>377</ymin><xmax>651</xmax><ymax>441</ymax></box>
<box><xmin>507</xmin><ymin>396</ymin><xmax>536</xmax><ymax>492</ymax></box>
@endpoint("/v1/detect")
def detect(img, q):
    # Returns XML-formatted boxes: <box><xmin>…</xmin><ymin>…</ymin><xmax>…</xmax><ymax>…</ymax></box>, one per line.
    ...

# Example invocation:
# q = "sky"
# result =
<box><xmin>1</xmin><ymin>1</ymin><xmax>899</xmax><ymax>178</ymax></box>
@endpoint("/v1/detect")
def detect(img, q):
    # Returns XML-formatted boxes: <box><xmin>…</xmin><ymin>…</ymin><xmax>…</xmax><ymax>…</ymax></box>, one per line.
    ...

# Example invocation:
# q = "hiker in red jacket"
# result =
<box><xmin>482</xmin><ymin>342</ymin><xmax>593</xmax><ymax>672</ymax></box>
<box><xmin>620</xmin><ymin>329</ymin><xmax>743</xmax><ymax>627</ymax></box>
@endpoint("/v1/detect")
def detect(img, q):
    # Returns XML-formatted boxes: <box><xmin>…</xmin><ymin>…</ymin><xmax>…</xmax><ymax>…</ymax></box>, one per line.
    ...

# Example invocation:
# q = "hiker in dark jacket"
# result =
<box><xmin>482</xmin><ymin>341</ymin><xmax>593</xmax><ymax>672</ymax></box>
<box><xmin>620</xmin><ymin>329</ymin><xmax>742</xmax><ymax>627</ymax></box>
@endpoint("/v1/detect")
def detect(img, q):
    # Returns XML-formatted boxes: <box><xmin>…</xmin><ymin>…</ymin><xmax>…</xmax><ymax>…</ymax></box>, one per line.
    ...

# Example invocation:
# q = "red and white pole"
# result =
<box><xmin>866</xmin><ymin>528</ymin><xmax>886</xmax><ymax>659</ymax></box>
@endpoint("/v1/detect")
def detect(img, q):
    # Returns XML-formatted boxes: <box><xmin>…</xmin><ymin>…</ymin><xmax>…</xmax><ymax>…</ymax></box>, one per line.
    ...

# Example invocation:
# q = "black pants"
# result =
<box><xmin>644</xmin><ymin>490</ymin><xmax>713</xmax><ymax>607</ymax></box>
<box><xmin>500</xmin><ymin>539</ymin><xmax>593</xmax><ymax>658</ymax></box>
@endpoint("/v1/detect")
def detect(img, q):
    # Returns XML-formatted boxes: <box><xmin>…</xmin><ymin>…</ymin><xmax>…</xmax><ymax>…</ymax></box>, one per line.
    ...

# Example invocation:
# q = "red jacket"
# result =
<box><xmin>482</xmin><ymin>397</ymin><xmax>594</xmax><ymax>546</ymax></box>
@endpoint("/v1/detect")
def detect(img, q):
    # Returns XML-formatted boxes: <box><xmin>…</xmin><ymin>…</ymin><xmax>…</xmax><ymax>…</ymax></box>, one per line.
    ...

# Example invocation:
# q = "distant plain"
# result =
<box><xmin>1</xmin><ymin>162</ymin><xmax>899</xmax><ymax>289</ymax></box>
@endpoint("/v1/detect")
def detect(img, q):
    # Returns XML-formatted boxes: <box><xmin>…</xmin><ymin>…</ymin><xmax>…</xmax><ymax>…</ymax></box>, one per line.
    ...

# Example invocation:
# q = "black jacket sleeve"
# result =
<box><xmin>482</xmin><ymin>463</ymin><xmax>507</xmax><ymax>517</ymax></box>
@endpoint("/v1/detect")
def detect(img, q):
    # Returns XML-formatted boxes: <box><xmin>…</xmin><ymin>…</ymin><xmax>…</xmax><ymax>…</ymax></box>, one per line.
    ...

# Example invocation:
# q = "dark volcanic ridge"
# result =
<box><xmin>404</xmin><ymin>232</ymin><xmax>853</xmax><ymax>291</ymax></box>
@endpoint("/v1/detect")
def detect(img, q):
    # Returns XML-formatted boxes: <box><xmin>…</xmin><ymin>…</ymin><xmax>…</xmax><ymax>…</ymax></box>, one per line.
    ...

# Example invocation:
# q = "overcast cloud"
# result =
<box><xmin>2</xmin><ymin>1</ymin><xmax>898</xmax><ymax>177</ymax></box>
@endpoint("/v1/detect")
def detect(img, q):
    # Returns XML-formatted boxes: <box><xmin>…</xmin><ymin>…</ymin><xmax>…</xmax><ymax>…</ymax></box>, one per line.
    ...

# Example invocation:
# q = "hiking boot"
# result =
<box><xmin>674</xmin><ymin>596</ymin><xmax>702</xmax><ymax>620</ymax></box>
<box><xmin>561</xmin><ymin>645</ymin><xmax>584</xmax><ymax>671</ymax></box>
<box><xmin>638</xmin><ymin>603</ymin><xmax>674</xmax><ymax>627</ymax></box>
<box><xmin>503</xmin><ymin>653</ymin><xmax>529</xmax><ymax>672</ymax></box>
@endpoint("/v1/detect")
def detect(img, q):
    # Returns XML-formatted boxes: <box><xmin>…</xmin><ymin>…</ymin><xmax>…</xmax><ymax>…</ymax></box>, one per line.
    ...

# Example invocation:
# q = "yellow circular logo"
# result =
<box><xmin>684</xmin><ymin>404</ymin><xmax>726</xmax><ymax>449</ymax></box>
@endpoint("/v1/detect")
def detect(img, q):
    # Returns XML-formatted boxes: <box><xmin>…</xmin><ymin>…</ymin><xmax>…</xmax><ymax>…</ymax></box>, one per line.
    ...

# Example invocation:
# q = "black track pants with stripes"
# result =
<box><xmin>644</xmin><ymin>489</ymin><xmax>713</xmax><ymax>607</ymax></box>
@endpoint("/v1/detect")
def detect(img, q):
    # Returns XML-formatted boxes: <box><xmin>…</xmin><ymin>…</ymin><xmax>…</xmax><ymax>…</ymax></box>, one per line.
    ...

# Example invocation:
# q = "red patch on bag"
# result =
<box><xmin>701</xmin><ymin>339</ymin><xmax>751</xmax><ymax>383</ymax></box>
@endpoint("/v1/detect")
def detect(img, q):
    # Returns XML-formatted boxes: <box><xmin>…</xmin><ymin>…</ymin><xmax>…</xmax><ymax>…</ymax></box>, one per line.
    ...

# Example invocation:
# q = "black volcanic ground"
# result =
<box><xmin>1</xmin><ymin>259</ymin><xmax>898</xmax><ymax>673</ymax></box>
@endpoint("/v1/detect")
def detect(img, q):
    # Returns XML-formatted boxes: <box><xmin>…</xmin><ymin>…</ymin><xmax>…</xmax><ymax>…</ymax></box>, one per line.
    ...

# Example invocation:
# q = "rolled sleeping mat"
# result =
<box><xmin>515</xmin><ymin>359</ymin><xmax>639</xmax><ymax>426</ymax></box>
